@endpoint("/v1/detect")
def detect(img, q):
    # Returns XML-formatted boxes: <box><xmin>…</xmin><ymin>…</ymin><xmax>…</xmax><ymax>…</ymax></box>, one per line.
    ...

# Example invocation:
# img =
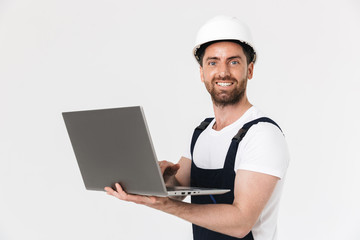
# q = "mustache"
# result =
<box><xmin>212</xmin><ymin>76</ymin><xmax>238</xmax><ymax>82</ymax></box>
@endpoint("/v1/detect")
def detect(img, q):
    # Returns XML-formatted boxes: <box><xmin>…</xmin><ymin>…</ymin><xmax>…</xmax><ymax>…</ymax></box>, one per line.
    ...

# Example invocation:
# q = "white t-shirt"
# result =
<box><xmin>183</xmin><ymin>106</ymin><xmax>290</xmax><ymax>240</ymax></box>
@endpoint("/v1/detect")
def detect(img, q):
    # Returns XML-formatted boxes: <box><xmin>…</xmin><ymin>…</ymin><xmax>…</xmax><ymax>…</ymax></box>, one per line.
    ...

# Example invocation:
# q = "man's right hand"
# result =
<box><xmin>158</xmin><ymin>160</ymin><xmax>180</xmax><ymax>186</ymax></box>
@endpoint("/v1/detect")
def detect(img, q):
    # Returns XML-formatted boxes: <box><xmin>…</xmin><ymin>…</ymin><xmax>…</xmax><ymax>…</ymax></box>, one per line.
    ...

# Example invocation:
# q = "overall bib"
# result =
<box><xmin>190</xmin><ymin>117</ymin><xmax>281</xmax><ymax>240</ymax></box>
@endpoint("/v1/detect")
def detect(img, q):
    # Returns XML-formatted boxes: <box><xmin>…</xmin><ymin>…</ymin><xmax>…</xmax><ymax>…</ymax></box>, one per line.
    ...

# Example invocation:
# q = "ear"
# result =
<box><xmin>200</xmin><ymin>66</ymin><xmax>205</xmax><ymax>83</ymax></box>
<box><xmin>247</xmin><ymin>62</ymin><xmax>254</xmax><ymax>80</ymax></box>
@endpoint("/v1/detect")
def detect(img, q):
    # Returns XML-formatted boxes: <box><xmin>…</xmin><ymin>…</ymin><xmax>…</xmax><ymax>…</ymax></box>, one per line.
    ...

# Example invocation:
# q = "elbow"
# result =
<box><xmin>228</xmin><ymin>222</ymin><xmax>252</xmax><ymax>239</ymax></box>
<box><xmin>229</xmin><ymin>207</ymin><xmax>255</xmax><ymax>238</ymax></box>
<box><xmin>232</xmin><ymin>228</ymin><xmax>252</xmax><ymax>239</ymax></box>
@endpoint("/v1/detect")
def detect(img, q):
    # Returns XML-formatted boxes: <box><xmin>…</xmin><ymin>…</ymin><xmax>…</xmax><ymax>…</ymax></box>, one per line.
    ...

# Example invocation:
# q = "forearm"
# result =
<box><xmin>154</xmin><ymin>198</ymin><xmax>252</xmax><ymax>238</ymax></box>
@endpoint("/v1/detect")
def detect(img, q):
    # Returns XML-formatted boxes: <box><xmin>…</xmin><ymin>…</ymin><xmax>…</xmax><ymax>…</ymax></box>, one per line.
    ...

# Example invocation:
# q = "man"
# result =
<box><xmin>105</xmin><ymin>15</ymin><xmax>289</xmax><ymax>240</ymax></box>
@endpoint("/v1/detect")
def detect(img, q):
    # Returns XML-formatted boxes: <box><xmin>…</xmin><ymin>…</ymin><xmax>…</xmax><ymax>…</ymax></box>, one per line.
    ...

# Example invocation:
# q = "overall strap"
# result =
<box><xmin>233</xmin><ymin>117</ymin><xmax>282</xmax><ymax>143</ymax></box>
<box><xmin>190</xmin><ymin>118</ymin><xmax>214</xmax><ymax>159</ymax></box>
<box><xmin>223</xmin><ymin>117</ymin><xmax>282</xmax><ymax>170</ymax></box>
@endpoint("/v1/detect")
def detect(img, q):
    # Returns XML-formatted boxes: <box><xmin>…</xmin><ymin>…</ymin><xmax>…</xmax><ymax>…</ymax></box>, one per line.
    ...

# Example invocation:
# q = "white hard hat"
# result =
<box><xmin>193</xmin><ymin>15</ymin><xmax>257</xmax><ymax>64</ymax></box>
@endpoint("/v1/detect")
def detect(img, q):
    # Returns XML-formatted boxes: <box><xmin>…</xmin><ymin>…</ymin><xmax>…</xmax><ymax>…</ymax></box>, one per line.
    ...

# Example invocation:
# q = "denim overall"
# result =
<box><xmin>190</xmin><ymin>117</ymin><xmax>281</xmax><ymax>240</ymax></box>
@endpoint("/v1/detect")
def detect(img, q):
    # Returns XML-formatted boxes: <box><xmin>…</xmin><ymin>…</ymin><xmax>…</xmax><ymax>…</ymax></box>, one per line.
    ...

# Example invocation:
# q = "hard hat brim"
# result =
<box><xmin>193</xmin><ymin>39</ymin><xmax>257</xmax><ymax>65</ymax></box>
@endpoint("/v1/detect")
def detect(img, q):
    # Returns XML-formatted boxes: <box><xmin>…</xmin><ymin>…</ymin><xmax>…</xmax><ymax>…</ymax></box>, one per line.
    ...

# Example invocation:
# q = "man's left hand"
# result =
<box><xmin>104</xmin><ymin>183</ymin><xmax>168</xmax><ymax>207</ymax></box>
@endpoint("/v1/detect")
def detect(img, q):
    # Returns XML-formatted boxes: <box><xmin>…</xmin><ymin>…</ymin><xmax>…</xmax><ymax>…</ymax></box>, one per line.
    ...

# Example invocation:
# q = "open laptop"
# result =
<box><xmin>62</xmin><ymin>106</ymin><xmax>229</xmax><ymax>197</ymax></box>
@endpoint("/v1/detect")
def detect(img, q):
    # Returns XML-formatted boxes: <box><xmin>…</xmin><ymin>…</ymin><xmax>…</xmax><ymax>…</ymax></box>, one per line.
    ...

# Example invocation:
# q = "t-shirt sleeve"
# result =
<box><xmin>235</xmin><ymin>122</ymin><xmax>290</xmax><ymax>179</ymax></box>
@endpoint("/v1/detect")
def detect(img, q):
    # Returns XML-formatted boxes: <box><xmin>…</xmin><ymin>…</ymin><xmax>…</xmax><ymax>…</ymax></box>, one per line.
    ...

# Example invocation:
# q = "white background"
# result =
<box><xmin>1</xmin><ymin>0</ymin><xmax>360</xmax><ymax>239</ymax></box>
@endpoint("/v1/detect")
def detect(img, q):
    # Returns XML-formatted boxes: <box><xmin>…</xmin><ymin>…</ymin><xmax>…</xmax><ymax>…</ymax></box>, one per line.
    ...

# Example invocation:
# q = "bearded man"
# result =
<box><xmin>105</xmin><ymin>15</ymin><xmax>290</xmax><ymax>240</ymax></box>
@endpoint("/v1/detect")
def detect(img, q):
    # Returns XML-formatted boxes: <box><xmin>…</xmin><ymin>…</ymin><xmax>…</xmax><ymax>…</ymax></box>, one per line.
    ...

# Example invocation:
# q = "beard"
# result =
<box><xmin>205</xmin><ymin>74</ymin><xmax>248</xmax><ymax>108</ymax></box>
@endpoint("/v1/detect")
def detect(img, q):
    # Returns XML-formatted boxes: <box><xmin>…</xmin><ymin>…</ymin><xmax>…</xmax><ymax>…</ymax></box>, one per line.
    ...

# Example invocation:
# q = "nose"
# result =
<box><xmin>217</xmin><ymin>63</ymin><xmax>230</xmax><ymax>79</ymax></box>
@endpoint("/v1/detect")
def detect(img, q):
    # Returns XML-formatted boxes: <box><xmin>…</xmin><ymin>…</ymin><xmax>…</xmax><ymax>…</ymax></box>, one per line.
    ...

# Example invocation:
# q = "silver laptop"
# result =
<box><xmin>62</xmin><ymin>106</ymin><xmax>229</xmax><ymax>197</ymax></box>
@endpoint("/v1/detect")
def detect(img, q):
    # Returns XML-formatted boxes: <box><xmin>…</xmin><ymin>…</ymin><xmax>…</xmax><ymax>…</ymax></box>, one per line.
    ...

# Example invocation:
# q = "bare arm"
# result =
<box><xmin>105</xmin><ymin>169</ymin><xmax>279</xmax><ymax>238</ymax></box>
<box><xmin>174</xmin><ymin>157</ymin><xmax>191</xmax><ymax>186</ymax></box>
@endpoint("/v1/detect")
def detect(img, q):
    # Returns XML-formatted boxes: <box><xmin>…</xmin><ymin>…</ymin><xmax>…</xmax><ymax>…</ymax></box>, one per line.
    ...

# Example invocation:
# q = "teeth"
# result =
<box><xmin>217</xmin><ymin>82</ymin><xmax>232</xmax><ymax>87</ymax></box>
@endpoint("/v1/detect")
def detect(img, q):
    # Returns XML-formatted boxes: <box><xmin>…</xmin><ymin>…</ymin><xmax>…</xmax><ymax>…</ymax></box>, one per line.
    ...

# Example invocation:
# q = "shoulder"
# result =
<box><xmin>242</xmin><ymin>119</ymin><xmax>287</xmax><ymax>155</ymax></box>
<box><xmin>237</xmin><ymin>115</ymin><xmax>290</xmax><ymax>179</ymax></box>
<box><xmin>242</xmin><ymin>106</ymin><xmax>283</xmax><ymax>138</ymax></box>
<box><xmin>247</xmin><ymin>121</ymin><xmax>283</xmax><ymax>139</ymax></box>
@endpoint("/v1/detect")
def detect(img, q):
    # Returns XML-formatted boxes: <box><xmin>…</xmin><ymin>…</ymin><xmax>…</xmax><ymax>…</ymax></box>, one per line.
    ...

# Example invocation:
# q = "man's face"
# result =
<box><xmin>200</xmin><ymin>41</ymin><xmax>254</xmax><ymax>108</ymax></box>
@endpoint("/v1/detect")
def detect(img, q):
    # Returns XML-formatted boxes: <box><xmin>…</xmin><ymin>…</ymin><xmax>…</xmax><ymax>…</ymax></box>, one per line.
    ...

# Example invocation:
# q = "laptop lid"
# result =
<box><xmin>63</xmin><ymin>106</ymin><xmax>169</xmax><ymax>196</ymax></box>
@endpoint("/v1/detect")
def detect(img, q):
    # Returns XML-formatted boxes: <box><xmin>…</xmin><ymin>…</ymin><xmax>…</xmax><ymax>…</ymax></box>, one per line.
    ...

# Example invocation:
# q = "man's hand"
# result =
<box><xmin>158</xmin><ymin>160</ymin><xmax>180</xmax><ymax>186</ymax></box>
<box><xmin>104</xmin><ymin>183</ymin><xmax>167</xmax><ymax>207</ymax></box>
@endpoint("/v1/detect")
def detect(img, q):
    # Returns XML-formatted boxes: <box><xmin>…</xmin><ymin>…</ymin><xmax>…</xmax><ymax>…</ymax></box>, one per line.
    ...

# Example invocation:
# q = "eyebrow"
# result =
<box><xmin>205</xmin><ymin>55</ymin><xmax>243</xmax><ymax>62</ymax></box>
<box><xmin>205</xmin><ymin>56</ymin><xmax>220</xmax><ymax>62</ymax></box>
<box><xmin>227</xmin><ymin>55</ymin><xmax>242</xmax><ymax>61</ymax></box>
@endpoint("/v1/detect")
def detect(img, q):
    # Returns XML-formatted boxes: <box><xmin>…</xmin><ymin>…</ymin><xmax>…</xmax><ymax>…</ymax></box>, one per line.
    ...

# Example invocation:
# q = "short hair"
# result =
<box><xmin>196</xmin><ymin>40</ymin><xmax>255</xmax><ymax>67</ymax></box>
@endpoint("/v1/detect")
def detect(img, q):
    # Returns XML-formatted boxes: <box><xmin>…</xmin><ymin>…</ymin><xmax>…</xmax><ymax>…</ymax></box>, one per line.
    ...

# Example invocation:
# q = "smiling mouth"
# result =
<box><xmin>216</xmin><ymin>82</ymin><xmax>233</xmax><ymax>87</ymax></box>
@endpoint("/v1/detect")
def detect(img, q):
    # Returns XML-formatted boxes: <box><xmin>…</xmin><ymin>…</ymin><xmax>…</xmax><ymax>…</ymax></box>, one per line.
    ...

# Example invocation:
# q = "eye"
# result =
<box><xmin>208</xmin><ymin>61</ymin><xmax>216</xmax><ymax>66</ymax></box>
<box><xmin>230</xmin><ymin>60</ymin><xmax>239</xmax><ymax>65</ymax></box>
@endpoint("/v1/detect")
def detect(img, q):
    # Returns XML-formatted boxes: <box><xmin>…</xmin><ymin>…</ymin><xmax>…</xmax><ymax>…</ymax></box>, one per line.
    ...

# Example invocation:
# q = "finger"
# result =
<box><xmin>159</xmin><ymin>161</ymin><xmax>170</xmax><ymax>174</ymax></box>
<box><xmin>105</xmin><ymin>185</ymin><xmax>162</xmax><ymax>206</ymax></box>
<box><xmin>164</xmin><ymin>163</ymin><xmax>180</xmax><ymax>175</ymax></box>
<box><xmin>115</xmin><ymin>183</ymin><xmax>122</xmax><ymax>192</ymax></box>
<box><xmin>104</xmin><ymin>184</ymin><xmax>125</xmax><ymax>200</ymax></box>
<box><xmin>115</xmin><ymin>183</ymin><xmax>129</xmax><ymax>199</ymax></box>
<box><xmin>104</xmin><ymin>186</ymin><xmax>116</xmax><ymax>195</ymax></box>
<box><xmin>105</xmin><ymin>182</ymin><xmax>161</xmax><ymax>205</ymax></box>
<box><xmin>113</xmin><ymin>183</ymin><xmax>158</xmax><ymax>204</ymax></box>
<box><xmin>172</xmin><ymin>163</ymin><xmax>180</xmax><ymax>171</ymax></box>
<box><xmin>113</xmin><ymin>183</ymin><xmax>147</xmax><ymax>203</ymax></box>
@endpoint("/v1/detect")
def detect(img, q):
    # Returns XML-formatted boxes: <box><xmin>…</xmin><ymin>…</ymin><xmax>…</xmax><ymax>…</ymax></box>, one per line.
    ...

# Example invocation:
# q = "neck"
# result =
<box><xmin>212</xmin><ymin>96</ymin><xmax>252</xmax><ymax>131</ymax></box>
